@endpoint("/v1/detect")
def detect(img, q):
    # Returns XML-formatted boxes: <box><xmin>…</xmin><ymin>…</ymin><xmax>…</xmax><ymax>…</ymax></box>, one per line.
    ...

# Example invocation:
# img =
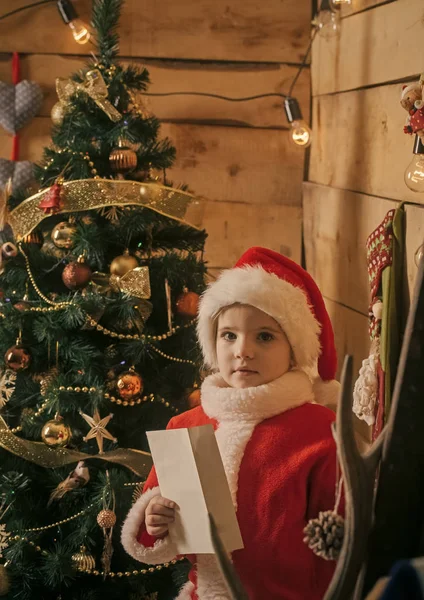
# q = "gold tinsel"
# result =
<box><xmin>0</xmin><ymin>564</ymin><xmax>10</xmax><ymax>597</ymax></box>
<box><xmin>9</xmin><ymin>180</ymin><xmax>204</xmax><ymax>242</ymax></box>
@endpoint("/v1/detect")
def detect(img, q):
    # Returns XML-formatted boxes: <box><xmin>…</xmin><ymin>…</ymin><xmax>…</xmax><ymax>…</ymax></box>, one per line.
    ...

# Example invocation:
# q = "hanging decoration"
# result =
<box><xmin>0</xmin><ymin>414</ymin><xmax>152</xmax><ymax>475</ymax></box>
<box><xmin>38</xmin><ymin>181</ymin><xmax>64</xmax><ymax>215</ymax></box>
<box><xmin>80</xmin><ymin>409</ymin><xmax>117</xmax><ymax>453</ymax></box>
<box><xmin>116</xmin><ymin>368</ymin><xmax>144</xmax><ymax>401</ymax></box>
<box><xmin>0</xmin><ymin>370</ymin><xmax>16</xmax><ymax>410</ymax></box>
<box><xmin>71</xmin><ymin>545</ymin><xmax>96</xmax><ymax>572</ymax></box>
<box><xmin>97</xmin><ymin>476</ymin><xmax>116</xmax><ymax>576</ymax></box>
<box><xmin>4</xmin><ymin>340</ymin><xmax>31</xmax><ymax>372</ymax></box>
<box><xmin>175</xmin><ymin>288</ymin><xmax>200</xmax><ymax>318</ymax></box>
<box><xmin>48</xmin><ymin>460</ymin><xmax>90</xmax><ymax>505</ymax></box>
<box><xmin>352</xmin><ymin>205</ymin><xmax>406</xmax><ymax>440</ymax></box>
<box><xmin>62</xmin><ymin>255</ymin><xmax>92</xmax><ymax>290</ymax></box>
<box><xmin>9</xmin><ymin>179</ymin><xmax>204</xmax><ymax>242</ymax></box>
<box><xmin>109</xmin><ymin>250</ymin><xmax>139</xmax><ymax>277</ymax></box>
<box><xmin>92</xmin><ymin>264</ymin><xmax>151</xmax><ymax>299</ymax></box>
<box><xmin>51</xmin><ymin>220</ymin><xmax>77</xmax><ymax>249</ymax></box>
<box><xmin>54</xmin><ymin>70</ymin><xmax>121</xmax><ymax>123</ymax></box>
<box><xmin>109</xmin><ymin>138</ymin><xmax>138</xmax><ymax>173</ymax></box>
<box><xmin>41</xmin><ymin>414</ymin><xmax>72</xmax><ymax>447</ymax></box>
<box><xmin>400</xmin><ymin>76</ymin><xmax>424</xmax><ymax>143</ymax></box>
<box><xmin>283</xmin><ymin>97</ymin><xmax>312</xmax><ymax>148</ymax></box>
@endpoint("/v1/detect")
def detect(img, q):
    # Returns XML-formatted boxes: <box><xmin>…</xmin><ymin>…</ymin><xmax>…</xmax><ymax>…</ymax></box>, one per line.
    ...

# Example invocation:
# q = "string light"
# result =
<box><xmin>405</xmin><ymin>135</ymin><xmax>424</xmax><ymax>193</ymax></box>
<box><xmin>283</xmin><ymin>97</ymin><xmax>312</xmax><ymax>148</ymax></box>
<box><xmin>312</xmin><ymin>0</ymin><xmax>346</xmax><ymax>39</ymax></box>
<box><xmin>56</xmin><ymin>0</ymin><xmax>91</xmax><ymax>44</ymax></box>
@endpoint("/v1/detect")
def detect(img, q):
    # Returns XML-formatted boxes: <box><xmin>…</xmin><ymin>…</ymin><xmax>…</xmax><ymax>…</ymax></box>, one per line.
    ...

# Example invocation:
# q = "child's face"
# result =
<box><xmin>216</xmin><ymin>304</ymin><xmax>292</xmax><ymax>389</ymax></box>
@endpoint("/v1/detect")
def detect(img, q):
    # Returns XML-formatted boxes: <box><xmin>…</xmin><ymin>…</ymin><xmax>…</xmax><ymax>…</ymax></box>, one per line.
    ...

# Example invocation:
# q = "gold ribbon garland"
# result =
<box><xmin>56</xmin><ymin>70</ymin><xmax>121</xmax><ymax>122</ymax></box>
<box><xmin>9</xmin><ymin>179</ymin><xmax>204</xmax><ymax>241</ymax></box>
<box><xmin>92</xmin><ymin>266</ymin><xmax>151</xmax><ymax>299</ymax></box>
<box><xmin>0</xmin><ymin>415</ymin><xmax>153</xmax><ymax>477</ymax></box>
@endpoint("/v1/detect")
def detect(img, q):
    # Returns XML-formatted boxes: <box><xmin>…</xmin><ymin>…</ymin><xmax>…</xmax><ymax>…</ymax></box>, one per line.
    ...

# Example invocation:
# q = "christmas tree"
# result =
<box><xmin>0</xmin><ymin>1</ymin><xmax>207</xmax><ymax>598</ymax></box>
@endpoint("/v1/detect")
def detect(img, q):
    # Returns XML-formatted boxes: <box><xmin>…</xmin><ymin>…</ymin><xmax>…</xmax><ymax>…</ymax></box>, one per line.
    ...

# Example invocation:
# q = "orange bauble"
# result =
<box><xmin>175</xmin><ymin>289</ymin><xmax>199</xmax><ymax>318</ymax></box>
<box><xmin>116</xmin><ymin>370</ymin><xmax>144</xmax><ymax>400</ymax></box>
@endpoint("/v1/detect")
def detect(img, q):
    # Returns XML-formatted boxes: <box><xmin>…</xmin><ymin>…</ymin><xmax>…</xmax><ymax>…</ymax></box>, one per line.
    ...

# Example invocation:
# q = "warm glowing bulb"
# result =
<box><xmin>314</xmin><ymin>9</ymin><xmax>341</xmax><ymax>39</ymax></box>
<box><xmin>69</xmin><ymin>20</ymin><xmax>91</xmax><ymax>44</ymax></box>
<box><xmin>330</xmin><ymin>0</ymin><xmax>351</xmax><ymax>6</ymax></box>
<box><xmin>290</xmin><ymin>121</ymin><xmax>312</xmax><ymax>148</ymax></box>
<box><xmin>405</xmin><ymin>154</ymin><xmax>424</xmax><ymax>192</ymax></box>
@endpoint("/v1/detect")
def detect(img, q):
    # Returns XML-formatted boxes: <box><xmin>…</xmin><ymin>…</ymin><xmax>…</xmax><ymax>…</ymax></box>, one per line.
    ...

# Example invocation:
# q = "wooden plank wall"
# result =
<box><xmin>306</xmin><ymin>0</ymin><xmax>424</xmax><ymax>438</ymax></box>
<box><xmin>0</xmin><ymin>0</ymin><xmax>312</xmax><ymax>272</ymax></box>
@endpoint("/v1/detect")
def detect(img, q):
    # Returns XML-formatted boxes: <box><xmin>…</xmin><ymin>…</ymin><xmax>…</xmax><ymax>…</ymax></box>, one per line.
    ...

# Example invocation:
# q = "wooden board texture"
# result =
<box><xmin>309</xmin><ymin>85</ymin><xmax>424</xmax><ymax>204</ymax></box>
<box><xmin>0</xmin><ymin>0</ymin><xmax>311</xmax><ymax>63</ymax></box>
<box><xmin>312</xmin><ymin>0</ymin><xmax>424</xmax><ymax>95</ymax></box>
<box><xmin>0</xmin><ymin>54</ymin><xmax>310</xmax><ymax>128</ymax></box>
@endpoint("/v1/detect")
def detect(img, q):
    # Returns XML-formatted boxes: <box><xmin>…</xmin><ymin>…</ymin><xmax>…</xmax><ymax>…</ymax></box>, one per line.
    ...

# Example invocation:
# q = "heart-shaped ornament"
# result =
<box><xmin>0</xmin><ymin>80</ymin><xmax>43</xmax><ymax>134</ymax></box>
<box><xmin>0</xmin><ymin>158</ymin><xmax>34</xmax><ymax>192</ymax></box>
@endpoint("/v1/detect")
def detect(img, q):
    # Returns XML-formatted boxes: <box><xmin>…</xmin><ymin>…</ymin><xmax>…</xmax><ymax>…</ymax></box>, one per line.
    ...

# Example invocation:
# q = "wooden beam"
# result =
<box><xmin>303</xmin><ymin>183</ymin><xmax>400</xmax><ymax>314</ymax></box>
<box><xmin>0</xmin><ymin>118</ymin><xmax>305</xmax><ymax>207</ymax></box>
<box><xmin>312</xmin><ymin>0</ymin><xmax>424</xmax><ymax>96</ymax></box>
<box><xmin>309</xmin><ymin>85</ymin><xmax>424</xmax><ymax>204</ymax></box>
<box><xmin>203</xmin><ymin>200</ymin><xmax>302</xmax><ymax>269</ymax></box>
<box><xmin>0</xmin><ymin>0</ymin><xmax>311</xmax><ymax>63</ymax></box>
<box><xmin>0</xmin><ymin>54</ymin><xmax>310</xmax><ymax>128</ymax></box>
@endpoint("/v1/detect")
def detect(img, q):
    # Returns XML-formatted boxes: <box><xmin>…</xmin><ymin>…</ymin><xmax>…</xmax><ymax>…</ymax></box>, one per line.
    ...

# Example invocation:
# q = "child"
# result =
<box><xmin>121</xmin><ymin>247</ymin><xmax>342</xmax><ymax>600</ymax></box>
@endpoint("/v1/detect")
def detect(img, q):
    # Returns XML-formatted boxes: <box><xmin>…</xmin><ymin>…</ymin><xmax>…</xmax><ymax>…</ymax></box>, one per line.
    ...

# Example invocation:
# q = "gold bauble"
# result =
<box><xmin>116</xmin><ymin>370</ymin><xmax>144</xmax><ymax>401</ymax></box>
<box><xmin>97</xmin><ymin>509</ymin><xmax>117</xmax><ymax>528</ymax></box>
<box><xmin>109</xmin><ymin>141</ymin><xmax>137</xmax><ymax>173</ymax></box>
<box><xmin>0</xmin><ymin>564</ymin><xmax>10</xmax><ymax>597</ymax></box>
<box><xmin>52</xmin><ymin>221</ymin><xmax>77</xmax><ymax>249</ymax></box>
<box><xmin>41</xmin><ymin>415</ymin><xmax>71</xmax><ymax>447</ymax></box>
<box><xmin>51</xmin><ymin>102</ymin><xmax>66</xmax><ymax>126</ymax></box>
<box><xmin>71</xmin><ymin>545</ymin><xmax>96</xmax><ymax>572</ymax></box>
<box><xmin>110</xmin><ymin>251</ymin><xmax>138</xmax><ymax>277</ymax></box>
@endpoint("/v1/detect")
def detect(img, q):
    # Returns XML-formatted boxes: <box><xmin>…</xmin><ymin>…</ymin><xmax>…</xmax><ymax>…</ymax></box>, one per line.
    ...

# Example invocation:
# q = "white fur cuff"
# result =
<box><xmin>121</xmin><ymin>486</ymin><xmax>178</xmax><ymax>565</ymax></box>
<box><xmin>176</xmin><ymin>581</ymin><xmax>195</xmax><ymax>599</ymax></box>
<box><xmin>313</xmin><ymin>378</ymin><xmax>340</xmax><ymax>411</ymax></box>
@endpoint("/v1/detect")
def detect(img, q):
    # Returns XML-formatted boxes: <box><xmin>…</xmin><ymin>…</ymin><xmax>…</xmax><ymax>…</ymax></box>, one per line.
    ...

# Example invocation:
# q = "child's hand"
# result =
<box><xmin>145</xmin><ymin>495</ymin><xmax>177</xmax><ymax>538</ymax></box>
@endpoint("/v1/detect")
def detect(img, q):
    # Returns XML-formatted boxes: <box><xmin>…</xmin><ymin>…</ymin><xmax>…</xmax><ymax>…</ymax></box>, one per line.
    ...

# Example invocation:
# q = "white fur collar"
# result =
<box><xmin>201</xmin><ymin>369</ymin><xmax>314</xmax><ymax>423</ymax></box>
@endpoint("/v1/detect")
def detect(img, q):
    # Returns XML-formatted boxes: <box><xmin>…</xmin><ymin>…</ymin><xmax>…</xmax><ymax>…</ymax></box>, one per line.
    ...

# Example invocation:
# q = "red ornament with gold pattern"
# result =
<box><xmin>62</xmin><ymin>255</ymin><xmax>92</xmax><ymax>290</ymax></box>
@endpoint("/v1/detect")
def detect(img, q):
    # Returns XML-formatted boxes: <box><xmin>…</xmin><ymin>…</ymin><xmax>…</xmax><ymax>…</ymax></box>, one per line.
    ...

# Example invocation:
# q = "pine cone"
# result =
<box><xmin>303</xmin><ymin>510</ymin><xmax>344</xmax><ymax>561</ymax></box>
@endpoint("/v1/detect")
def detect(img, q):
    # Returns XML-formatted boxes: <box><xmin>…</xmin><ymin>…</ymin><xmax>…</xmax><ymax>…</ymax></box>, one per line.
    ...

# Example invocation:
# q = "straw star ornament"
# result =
<box><xmin>80</xmin><ymin>409</ymin><xmax>117</xmax><ymax>453</ymax></box>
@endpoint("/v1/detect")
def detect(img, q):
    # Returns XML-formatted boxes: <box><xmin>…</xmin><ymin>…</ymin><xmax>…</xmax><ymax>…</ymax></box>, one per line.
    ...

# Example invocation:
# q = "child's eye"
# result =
<box><xmin>257</xmin><ymin>332</ymin><xmax>274</xmax><ymax>342</ymax></box>
<box><xmin>221</xmin><ymin>331</ymin><xmax>237</xmax><ymax>341</ymax></box>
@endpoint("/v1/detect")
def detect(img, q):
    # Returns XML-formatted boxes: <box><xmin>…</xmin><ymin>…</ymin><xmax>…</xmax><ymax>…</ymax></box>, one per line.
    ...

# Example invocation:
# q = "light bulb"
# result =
<box><xmin>68</xmin><ymin>19</ymin><xmax>91</xmax><ymax>44</ymax></box>
<box><xmin>404</xmin><ymin>136</ymin><xmax>424</xmax><ymax>192</ymax></box>
<box><xmin>290</xmin><ymin>120</ymin><xmax>312</xmax><ymax>148</ymax></box>
<box><xmin>314</xmin><ymin>8</ymin><xmax>341</xmax><ymax>39</ymax></box>
<box><xmin>330</xmin><ymin>0</ymin><xmax>351</xmax><ymax>6</ymax></box>
<box><xmin>284</xmin><ymin>97</ymin><xmax>312</xmax><ymax>148</ymax></box>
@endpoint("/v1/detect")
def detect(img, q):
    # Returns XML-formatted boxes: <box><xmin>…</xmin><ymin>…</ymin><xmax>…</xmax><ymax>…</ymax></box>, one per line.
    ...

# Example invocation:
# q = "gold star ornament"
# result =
<box><xmin>80</xmin><ymin>409</ymin><xmax>117</xmax><ymax>453</ymax></box>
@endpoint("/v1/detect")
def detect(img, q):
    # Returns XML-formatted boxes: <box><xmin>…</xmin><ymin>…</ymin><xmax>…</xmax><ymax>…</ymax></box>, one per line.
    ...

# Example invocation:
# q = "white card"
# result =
<box><xmin>147</xmin><ymin>424</ymin><xmax>244</xmax><ymax>554</ymax></box>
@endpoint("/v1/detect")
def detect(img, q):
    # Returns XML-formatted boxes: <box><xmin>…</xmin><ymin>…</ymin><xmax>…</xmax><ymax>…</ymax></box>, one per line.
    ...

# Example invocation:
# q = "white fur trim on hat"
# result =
<box><xmin>401</xmin><ymin>82</ymin><xmax>421</xmax><ymax>98</ymax></box>
<box><xmin>121</xmin><ymin>486</ymin><xmax>178</xmax><ymax>564</ymax></box>
<box><xmin>197</xmin><ymin>265</ymin><xmax>321</xmax><ymax>371</ymax></box>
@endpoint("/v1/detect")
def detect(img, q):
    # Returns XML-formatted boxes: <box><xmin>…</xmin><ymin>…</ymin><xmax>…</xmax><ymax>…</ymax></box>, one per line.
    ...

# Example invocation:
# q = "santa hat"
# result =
<box><xmin>401</xmin><ymin>82</ymin><xmax>421</xmax><ymax>99</ymax></box>
<box><xmin>197</xmin><ymin>247</ymin><xmax>340</xmax><ymax>409</ymax></box>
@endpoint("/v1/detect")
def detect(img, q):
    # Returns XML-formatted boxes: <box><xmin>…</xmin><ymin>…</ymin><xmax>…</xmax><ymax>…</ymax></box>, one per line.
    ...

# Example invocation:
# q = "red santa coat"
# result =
<box><xmin>121</xmin><ymin>370</ymin><xmax>341</xmax><ymax>600</ymax></box>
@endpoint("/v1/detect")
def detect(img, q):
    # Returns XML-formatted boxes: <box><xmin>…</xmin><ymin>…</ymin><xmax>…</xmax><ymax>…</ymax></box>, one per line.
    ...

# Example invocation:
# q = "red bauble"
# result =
<box><xmin>62</xmin><ymin>256</ymin><xmax>92</xmax><ymax>290</ymax></box>
<box><xmin>116</xmin><ymin>370</ymin><xmax>144</xmax><ymax>401</ymax></box>
<box><xmin>14</xmin><ymin>301</ymin><xmax>31</xmax><ymax>312</ymax></box>
<box><xmin>176</xmin><ymin>289</ymin><xmax>199</xmax><ymax>318</ymax></box>
<box><xmin>38</xmin><ymin>183</ymin><xmax>64</xmax><ymax>215</ymax></box>
<box><xmin>4</xmin><ymin>345</ymin><xmax>31</xmax><ymax>371</ymax></box>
